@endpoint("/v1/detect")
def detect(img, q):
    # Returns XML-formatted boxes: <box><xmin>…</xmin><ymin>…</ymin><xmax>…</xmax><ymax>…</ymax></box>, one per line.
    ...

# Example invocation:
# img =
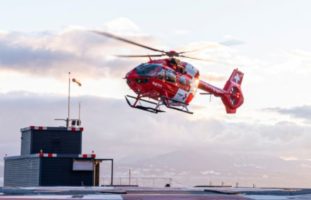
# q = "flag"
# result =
<box><xmin>72</xmin><ymin>78</ymin><xmax>82</xmax><ymax>87</ymax></box>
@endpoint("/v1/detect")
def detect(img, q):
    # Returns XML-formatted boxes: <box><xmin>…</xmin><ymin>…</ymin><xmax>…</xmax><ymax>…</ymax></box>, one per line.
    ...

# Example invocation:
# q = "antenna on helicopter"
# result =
<box><xmin>200</xmin><ymin>92</ymin><xmax>212</xmax><ymax>102</ymax></box>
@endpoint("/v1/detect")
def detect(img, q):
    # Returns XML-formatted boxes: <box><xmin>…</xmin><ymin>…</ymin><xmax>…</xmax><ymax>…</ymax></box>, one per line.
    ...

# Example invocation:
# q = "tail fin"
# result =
<box><xmin>221</xmin><ymin>69</ymin><xmax>244</xmax><ymax>114</ymax></box>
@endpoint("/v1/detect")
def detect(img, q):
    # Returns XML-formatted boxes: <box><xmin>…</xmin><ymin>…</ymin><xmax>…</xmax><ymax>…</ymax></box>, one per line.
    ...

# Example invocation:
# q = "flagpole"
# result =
<box><xmin>67</xmin><ymin>72</ymin><xmax>71</xmax><ymax>128</ymax></box>
<box><xmin>78</xmin><ymin>102</ymin><xmax>81</xmax><ymax>122</ymax></box>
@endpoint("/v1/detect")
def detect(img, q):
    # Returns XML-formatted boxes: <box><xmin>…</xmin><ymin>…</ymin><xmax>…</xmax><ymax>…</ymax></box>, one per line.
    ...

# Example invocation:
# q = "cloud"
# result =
<box><xmin>0</xmin><ymin>39</ymin><xmax>73</xmax><ymax>66</ymax></box>
<box><xmin>103</xmin><ymin>17</ymin><xmax>141</xmax><ymax>34</ymax></box>
<box><xmin>220</xmin><ymin>39</ymin><xmax>244</xmax><ymax>46</ymax></box>
<box><xmin>200</xmin><ymin>170</ymin><xmax>221</xmax><ymax>176</ymax></box>
<box><xmin>0</xmin><ymin>18</ymin><xmax>249</xmax><ymax>82</ymax></box>
<box><xmin>287</xmin><ymin>49</ymin><xmax>311</xmax><ymax>62</ymax></box>
<box><xmin>0</xmin><ymin>30</ymin><xmax>141</xmax><ymax>79</ymax></box>
<box><xmin>1</xmin><ymin>18</ymin><xmax>310</xmax><ymax>110</ymax></box>
<box><xmin>1</xmin><ymin>92</ymin><xmax>309</xmax><ymax>154</ymax></box>
<box><xmin>265</xmin><ymin>105</ymin><xmax>311</xmax><ymax>122</ymax></box>
<box><xmin>1</xmin><ymin>92</ymin><xmax>311</xmax><ymax>187</ymax></box>
<box><xmin>0</xmin><ymin>21</ymin><xmax>159</xmax><ymax>79</ymax></box>
<box><xmin>280</xmin><ymin>156</ymin><xmax>298</xmax><ymax>161</ymax></box>
<box><xmin>173</xmin><ymin>29</ymin><xmax>191</xmax><ymax>36</ymax></box>
<box><xmin>220</xmin><ymin>35</ymin><xmax>245</xmax><ymax>46</ymax></box>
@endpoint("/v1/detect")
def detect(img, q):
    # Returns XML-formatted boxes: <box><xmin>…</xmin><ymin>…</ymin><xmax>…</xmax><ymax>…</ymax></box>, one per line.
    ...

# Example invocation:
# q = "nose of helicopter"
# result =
<box><xmin>125</xmin><ymin>69</ymin><xmax>137</xmax><ymax>83</ymax></box>
<box><xmin>125</xmin><ymin>68</ymin><xmax>151</xmax><ymax>94</ymax></box>
<box><xmin>125</xmin><ymin>69</ymin><xmax>142</xmax><ymax>92</ymax></box>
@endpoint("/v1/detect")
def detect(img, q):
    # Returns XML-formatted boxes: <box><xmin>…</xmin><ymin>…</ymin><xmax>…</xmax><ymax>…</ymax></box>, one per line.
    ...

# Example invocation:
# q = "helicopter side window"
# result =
<box><xmin>179</xmin><ymin>76</ymin><xmax>190</xmax><ymax>91</ymax></box>
<box><xmin>166</xmin><ymin>70</ymin><xmax>176</xmax><ymax>83</ymax></box>
<box><xmin>158</xmin><ymin>69</ymin><xmax>165</xmax><ymax>80</ymax></box>
<box><xmin>135</xmin><ymin>63</ymin><xmax>161</xmax><ymax>76</ymax></box>
<box><xmin>179</xmin><ymin>76</ymin><xmax>187</xmax><ymax>85</ymax></box>
<box><xmin>185</xmin><ymin>63</ymin><xmax>197</xmax><ymax>77</ymax></box>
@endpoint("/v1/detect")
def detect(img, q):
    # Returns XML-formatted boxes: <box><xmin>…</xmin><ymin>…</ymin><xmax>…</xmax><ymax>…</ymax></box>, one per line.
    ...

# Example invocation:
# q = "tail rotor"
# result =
<box><xmin>221</xmin><ymin>69</ymin><xmax>244</xmax><ymax>114</ymax></box>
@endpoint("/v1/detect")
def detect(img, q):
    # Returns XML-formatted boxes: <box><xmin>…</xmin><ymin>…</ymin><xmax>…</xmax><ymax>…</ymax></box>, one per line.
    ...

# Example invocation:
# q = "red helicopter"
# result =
<box><xmin>94</xmin><ymin>31</ymin><xmax>244</xmax><ymax>114</ymax></box>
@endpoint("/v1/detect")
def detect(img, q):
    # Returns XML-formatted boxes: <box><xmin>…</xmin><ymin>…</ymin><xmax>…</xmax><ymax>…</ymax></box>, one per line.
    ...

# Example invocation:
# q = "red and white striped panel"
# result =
<box><xmin>67</xmin><ymin>127</ymin><xmax>84</xmax><ymax>132</ymax></box>
<box><xmin>30</xmin><ymin>126</ymin><xmax>48</xmax><ymax>131</ymax></box>
<box><xmin>37</xmin><ymin>153</ymin><xmax>58</xmax><ymax>158</ymax></box>
<box><xmin>79</xmin><ymin>154</ymin><xmax>96</xmax><ymax>158</ymax></box>
<box><xmin>29</xmin><ymin>126</ymin><xmax>84</xmax><ymax>132</ymax></box>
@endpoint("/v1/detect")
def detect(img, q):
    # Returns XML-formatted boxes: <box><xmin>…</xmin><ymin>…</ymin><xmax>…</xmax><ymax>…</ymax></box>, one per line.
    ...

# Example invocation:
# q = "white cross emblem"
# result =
<box><xmin>233</xmin><ymin>74</ymin><xmax>240</xmax><ymax>83</ymax></box>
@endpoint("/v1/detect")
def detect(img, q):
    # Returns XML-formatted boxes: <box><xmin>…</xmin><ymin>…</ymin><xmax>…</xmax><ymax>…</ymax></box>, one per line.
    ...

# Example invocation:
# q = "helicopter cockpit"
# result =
<box><xmin>135</xmin><ymin>63</ymin><xmax>162</xmax><ymax>76</ymax></box>
<box><xmin>157</xmin><ymin>68</ymin><xmax>176</xmax><ymax>83</ymax></box>
<box><xmin>135</xmin><ymin>63</ymin><xmax>177</xmax><ymax>83</ymax></box>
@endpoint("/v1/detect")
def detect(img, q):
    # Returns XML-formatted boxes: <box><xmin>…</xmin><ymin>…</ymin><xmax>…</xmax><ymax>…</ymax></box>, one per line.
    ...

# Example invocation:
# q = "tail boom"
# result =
<box><xmin>198</xmin><ymin>81</ymin><xmax>225</xmax><ymax>97</ymax></box>
<box><xmin>198</xmin><ymin>69</ymin><xmax>244</xmax><ymax>114</ymax></box>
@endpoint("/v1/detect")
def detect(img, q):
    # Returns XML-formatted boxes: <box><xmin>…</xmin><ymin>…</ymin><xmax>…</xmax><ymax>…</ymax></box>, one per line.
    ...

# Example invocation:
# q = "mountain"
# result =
<box><xmin>116</xmin><ymin>149</ymin><xmax>311</xmax><ymax>188</ymax></box>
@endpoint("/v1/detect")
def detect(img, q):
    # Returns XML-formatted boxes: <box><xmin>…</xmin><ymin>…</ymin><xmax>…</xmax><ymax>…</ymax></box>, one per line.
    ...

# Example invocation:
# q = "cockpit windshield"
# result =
<box><xmin>135</xmin><ymin>63</ymin><xmax>161</xmax><ymax>76</ymax></box>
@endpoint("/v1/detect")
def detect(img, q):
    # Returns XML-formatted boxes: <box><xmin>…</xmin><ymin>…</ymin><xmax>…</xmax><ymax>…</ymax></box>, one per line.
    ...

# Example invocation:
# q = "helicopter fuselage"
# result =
<box><xmin>126</xmin><ymin>58</ymin><xmax>199</xmax><ymax>105</ymax></box>
<box><xmin>93</xmin><ymin>31</ymin><xmax>244</xmax><ymax>114</ymax></box>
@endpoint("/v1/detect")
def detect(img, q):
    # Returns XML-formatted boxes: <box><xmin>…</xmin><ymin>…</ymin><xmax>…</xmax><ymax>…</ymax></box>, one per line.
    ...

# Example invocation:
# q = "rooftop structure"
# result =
<box><xmin>4</xmin><ymin>126</ymin><xmax>113</xmax><ymax>187</ymax></box>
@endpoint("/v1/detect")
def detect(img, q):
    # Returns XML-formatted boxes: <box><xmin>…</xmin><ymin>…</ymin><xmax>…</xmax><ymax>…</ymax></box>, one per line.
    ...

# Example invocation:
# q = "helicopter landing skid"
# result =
<box><xmin>166</xmin><ymin>105</ymin><xmax>193</xmax><ymax>114</ymax></box>
<box><xmin>125</xmin><ymin>95</ymin><xmax>165</xmax><ymax>114</ymax></box>
<box><xmin>162</xmin><ymin>97</ymin><xmax>194</xmax><ymax>114</ymax></box>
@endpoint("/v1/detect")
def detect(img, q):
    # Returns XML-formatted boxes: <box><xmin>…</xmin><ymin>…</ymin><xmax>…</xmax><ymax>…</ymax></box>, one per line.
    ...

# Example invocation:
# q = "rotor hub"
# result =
<box><xmin>167</xmin><ymin>50</ymin><xmax>179</xmax><ymax>57</ymax></box>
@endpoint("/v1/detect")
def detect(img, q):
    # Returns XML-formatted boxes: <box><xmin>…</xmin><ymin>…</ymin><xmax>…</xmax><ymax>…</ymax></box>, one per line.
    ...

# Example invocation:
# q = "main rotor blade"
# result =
<box><xmin>179</xmin><ymin>44</ymin><xmax>220</xmax><ymax>54</ymax></box>
<box><xmin>179</xmin><ymin>48</ymin><xmax>207</xmax><ymax>55</ymax></box>
<box><xmin>116</xmin><ymin>54</ymin><xmax>165</xmax><ymax>58</ymax></box>
<box><xmin>180</xmin><ymin>55</ymin><xmax>235</xmax><ymax>65</ymax></box>
<box><xmin>179</xmin><ymin>55</ymin><xmax>217</xmax><ymax>62</ymax></box>
<box><xmin>93</xmin><ymin>31</ymin><xmax>166</xmax><ymax>54</ymax></box>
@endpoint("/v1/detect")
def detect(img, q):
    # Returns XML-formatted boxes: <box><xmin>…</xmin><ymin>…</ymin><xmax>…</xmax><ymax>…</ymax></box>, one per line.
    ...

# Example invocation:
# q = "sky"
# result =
<box><xmin>1</xmin><ymin>0</ymin><xmax>311</xmax><ymax>188</ymax></box>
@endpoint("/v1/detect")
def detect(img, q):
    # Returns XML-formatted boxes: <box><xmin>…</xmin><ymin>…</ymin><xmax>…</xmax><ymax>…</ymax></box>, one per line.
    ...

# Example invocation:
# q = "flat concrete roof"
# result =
<box><xmin>1</xmin><ymin>186</ymin><xmax>311</xmax><ymax>200</ymax></box>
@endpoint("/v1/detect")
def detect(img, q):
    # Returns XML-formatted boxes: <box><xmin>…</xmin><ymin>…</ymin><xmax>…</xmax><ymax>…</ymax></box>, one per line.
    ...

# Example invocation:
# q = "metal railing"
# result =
<box><xmin>100</xmin><ymin>176</ymin><xmax>173</xmax><ymax>187</ymax></box>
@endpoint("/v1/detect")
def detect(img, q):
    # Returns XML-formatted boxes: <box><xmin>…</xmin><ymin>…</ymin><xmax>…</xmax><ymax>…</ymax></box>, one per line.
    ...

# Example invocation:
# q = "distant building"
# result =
<box><xmin>4</xmin><ymin>126</ymin><xmax>113</xmax><ymax>187</ymax></box>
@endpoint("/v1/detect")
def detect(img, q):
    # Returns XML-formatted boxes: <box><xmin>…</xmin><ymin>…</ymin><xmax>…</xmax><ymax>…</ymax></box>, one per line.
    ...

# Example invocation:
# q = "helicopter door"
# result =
<box><xmin>178</xmin><ymin>76</ymin><xmax>190</xmax><ymax>91</ymax></box>
<box><xmin>165</xmin><ymin>69</ymin><xmax>177</xmax><ymax>83</ymax></box>
<box><xmin>173</xmin><ymin>88</ymin><xmax>189</xmax><ymax>103</ymax></box>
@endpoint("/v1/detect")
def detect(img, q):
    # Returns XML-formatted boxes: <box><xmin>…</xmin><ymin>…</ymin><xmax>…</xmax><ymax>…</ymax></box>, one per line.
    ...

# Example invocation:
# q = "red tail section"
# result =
<box><xmin>221</xmin><ymin>69</ymin><xmax>244</xmax><ymax>114</ymax></box>
<box><xmin>198</xmin><ymin>69</ymin><xmax>244</xmax><ymax>114</ymax></box>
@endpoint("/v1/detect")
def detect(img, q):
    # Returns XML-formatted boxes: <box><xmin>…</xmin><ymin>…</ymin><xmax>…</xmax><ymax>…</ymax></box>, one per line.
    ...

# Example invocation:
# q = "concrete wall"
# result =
<box><xmin>4</xmin><ymin>157</ymin><xmax>40</xmax><ymax>187</ymax></box>
<box><xmin>21</xmin><ymin>129</ymin><xmax>82</xmax><ymax>155</ymax></box>
<box><xmin>40</xmin><ymin>158</ymin><xmax>93</xmax><ymax>186</ymax></box>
